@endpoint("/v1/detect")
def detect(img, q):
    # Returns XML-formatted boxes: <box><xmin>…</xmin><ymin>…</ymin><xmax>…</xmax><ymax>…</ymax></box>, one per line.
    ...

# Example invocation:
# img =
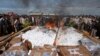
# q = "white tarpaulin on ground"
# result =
<box><xmin>22</xmin><ymin>27</ymin><xmax>83</xmax><ymax>47</ymax></box>
<box><xmin>22</xmin><ymin>26</ymin><xmax>56</xmax><ymax>47</ymax></box>
<box><xmin>56</xmin><ymin>27</ymin><xmax>83</xmax><ymax>46</ymax></box>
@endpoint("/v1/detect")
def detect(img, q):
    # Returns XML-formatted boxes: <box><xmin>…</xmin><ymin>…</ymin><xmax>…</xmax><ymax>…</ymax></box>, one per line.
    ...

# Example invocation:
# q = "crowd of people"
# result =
<box><xmin>0</xmin><ymin>13</ymin><xmax>100</xmax><ymax>39</ymax></box>
<box><xmin>0</xmin><ymin>14</ymin><xmax>35</xmax><ymax>36</ymax></box>
<box><xmin>62</xmin><ymin>15</ymin><xmax>100</xmax><ymax>38</ymax></box>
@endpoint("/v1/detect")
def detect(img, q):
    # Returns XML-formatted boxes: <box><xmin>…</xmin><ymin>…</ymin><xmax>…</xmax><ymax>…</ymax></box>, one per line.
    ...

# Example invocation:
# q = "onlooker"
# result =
<box><xmin>14</xmin><ymin>18</ymin><xmax>22</xmax><ymax>32</ymax></box>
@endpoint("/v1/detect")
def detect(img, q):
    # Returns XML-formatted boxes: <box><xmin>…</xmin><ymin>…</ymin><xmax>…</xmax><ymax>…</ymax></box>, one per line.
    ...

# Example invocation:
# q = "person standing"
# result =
<box><xmin>19</xmin><ymin>16</ymin><xmax>25</xmax><ymax>25</ymax></box>
<box><xmin>31</xmin><ymin>16</ymin><xmax>36</xmax><ymax>25</ymax></box>
<box><xmin>91</xmin><ymin>19</ymin><xmax>97</xmax><ymax>37</ymax></box>
<box><xmin>0</xmin><ymin>16</ymin><xmax>3</xmax><ymax>36</ymax></box>
<box><xmin>14</xmin><ymin>18</ymin><xmax>21</xmax><ymax>32</ymax></box>
<box><xmin>0</xmin><ymin>15</ymin><xmax>8</xmax><ymax>35</ymax></box>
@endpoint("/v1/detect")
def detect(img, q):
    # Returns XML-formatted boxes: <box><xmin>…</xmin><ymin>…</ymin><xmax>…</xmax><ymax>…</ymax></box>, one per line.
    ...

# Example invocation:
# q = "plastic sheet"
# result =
<box><xmin>22</xmin><ymin>26</ymin><xmax>56</xmax><ymax>47</ymax></box>
<box><xmin>81</xmin><ymin>38</ymin><xmax>100</xmax><ymax>56</ymax></box>
<box><xmin>2</xmin><ymin>50</ymin><xmax>28</xmax><ymax>56</ymax></box>
<box><xmin>57</xmin><ymin>27</ymin><xmax>83</xmax><ymax>46</ymax></box>
<box><xmin>42</xmin><ymin>52</ymin><xmax>51</xmax><ymax>56</ymax></box>
<box><xmin>81</xmin><ymin>38</ymin><xmax>100</xmax><ymax>51</ymax></box>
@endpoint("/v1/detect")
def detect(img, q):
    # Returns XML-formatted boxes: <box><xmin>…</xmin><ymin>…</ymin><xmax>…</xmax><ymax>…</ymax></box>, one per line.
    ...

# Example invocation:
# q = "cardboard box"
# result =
<box><xmin>58</xmin><ymin>45</ymin><xmax>91</xmax><ymax>56</ymax></box>
<box><xmin>30</xmin><ymin>45</ymin><xmax>58</xmax><ymax>56</ymax></box>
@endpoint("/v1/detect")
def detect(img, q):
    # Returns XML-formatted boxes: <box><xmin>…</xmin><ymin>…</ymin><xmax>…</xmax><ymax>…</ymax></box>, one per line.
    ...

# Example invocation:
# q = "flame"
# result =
<box><xmin>45</xmin><ymin>21</ymin><xmax>56</xmax><ymax>30</ymax></box>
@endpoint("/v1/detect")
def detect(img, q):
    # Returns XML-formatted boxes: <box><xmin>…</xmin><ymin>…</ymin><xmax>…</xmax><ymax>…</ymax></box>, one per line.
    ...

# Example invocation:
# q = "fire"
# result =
<box><xmin>45</xmin><ymin>20</ymin><xmax>56</xmax><ymax>30</ymax></box>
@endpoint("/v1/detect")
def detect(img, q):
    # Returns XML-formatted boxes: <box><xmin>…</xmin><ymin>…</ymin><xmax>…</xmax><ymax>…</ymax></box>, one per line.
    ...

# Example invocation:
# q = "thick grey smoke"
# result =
<box><xmin>21</xmin><ymin>0</ymin><xmax>30</xmax><ymax>7</ymax></box>
<box><xmin>0</xmin><ymin>0</ymin><xmax>100</xmax><ymax>15</ymax></box>
<box><xmin>30</xmin><ymin>0</ymin><xmax>43</xmax><ymax>10</ymax></box>
<box><xmin>53</xmin><ymin>0</ymin><xmax>72</xmax><ymax>15</ymax></box>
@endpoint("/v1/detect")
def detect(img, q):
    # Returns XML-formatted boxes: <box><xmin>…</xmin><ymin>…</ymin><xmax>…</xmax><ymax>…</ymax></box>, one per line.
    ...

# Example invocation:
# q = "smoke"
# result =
<box><xmin>29</xmin><ymin>0</ymin><xmax>43</xmax><ymax>10</ymax></box>
<box><xmin>28</xmin><ymin>0</ymin><xmax>69</xmax><ymax>14</ymax></box>
<box><xmin>53</xmin><ymin>0</ymin><xmax>73</xmax><ymax>15</ymax></box>
<box><xmin>21</xmin><ymin>0</ymin><xmax>30</xmax><ymax>7</ymax></box>
<box><xmin>0</xmin><ymin>0</ymin><xmax>100</xmax><ymax>15</ymax></box>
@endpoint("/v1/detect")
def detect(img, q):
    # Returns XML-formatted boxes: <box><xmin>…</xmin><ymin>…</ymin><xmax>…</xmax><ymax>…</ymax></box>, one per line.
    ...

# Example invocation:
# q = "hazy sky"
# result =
<box><xmin>0</xmin><ymin>0</ymin><xmax>100</xmax><ymax>15</ymax></box>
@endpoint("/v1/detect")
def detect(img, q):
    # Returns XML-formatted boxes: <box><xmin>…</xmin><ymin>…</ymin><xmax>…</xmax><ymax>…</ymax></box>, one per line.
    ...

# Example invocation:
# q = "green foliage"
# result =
<box><xmin>67</xmin><ymin>22</ymin><xmax>76</xmax><ymax>27</ymax></box>
<box><xmin>22</xmin><ymin>20</ymin><xmax>32</xmax><ymax>28</ymax></box>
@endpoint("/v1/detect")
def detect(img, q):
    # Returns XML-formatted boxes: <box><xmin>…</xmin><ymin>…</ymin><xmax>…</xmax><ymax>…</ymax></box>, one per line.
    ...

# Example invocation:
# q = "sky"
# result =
<box><xmin>0</xmin><ymin>0</ymin><xmax>100</xmax><ymax>15</ymax></box>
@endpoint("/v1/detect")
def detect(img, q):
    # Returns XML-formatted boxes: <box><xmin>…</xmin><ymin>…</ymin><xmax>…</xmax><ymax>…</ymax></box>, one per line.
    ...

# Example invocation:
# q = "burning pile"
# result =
<box><xmin>1</xmin><ymin>26</ymin><xmax>100</xmax><ymax>56</ymax></box>
<box><xmin>22</xmin><ymin>26</ymin><xmax>83</xmax><ymax>47</ymax></box>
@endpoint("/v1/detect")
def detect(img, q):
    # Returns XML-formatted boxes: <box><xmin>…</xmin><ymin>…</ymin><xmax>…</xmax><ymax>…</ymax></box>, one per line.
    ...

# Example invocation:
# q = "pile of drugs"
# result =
<box><xmin>0</xmin><ymin>26</ymin><xmax>100</xmax><ymax>56</ymax></box>
<box><xmin>22</xmin><ymin>26</ymin><xmax>57</xmax><ymax>47</ymax></box>
<box><xmin>56</xmin><ymin>27</ymin><xmax>83</xmax><ymax>46</ymax></box>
